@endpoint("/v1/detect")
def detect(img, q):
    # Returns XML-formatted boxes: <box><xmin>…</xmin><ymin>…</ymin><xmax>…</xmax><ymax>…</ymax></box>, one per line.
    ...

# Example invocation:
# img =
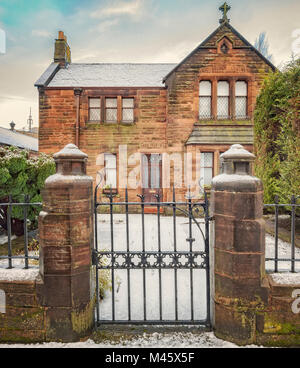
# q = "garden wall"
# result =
<box><xmin>0</xmin><ymin>143</ymin><xmax>299</xmax><ymax>346</ymax></box>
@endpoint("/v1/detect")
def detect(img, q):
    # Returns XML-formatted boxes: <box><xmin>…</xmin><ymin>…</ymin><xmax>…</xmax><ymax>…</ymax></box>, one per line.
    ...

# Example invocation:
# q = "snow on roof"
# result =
<box><xmin>0</xmin><ymin>127</ymin><xmax>38</xmax><ymax>151</ymax></box>
<box><xmin>46</xmin><ymin>63</ymin><xmax>176</xmax><ymax>88</ymax></box>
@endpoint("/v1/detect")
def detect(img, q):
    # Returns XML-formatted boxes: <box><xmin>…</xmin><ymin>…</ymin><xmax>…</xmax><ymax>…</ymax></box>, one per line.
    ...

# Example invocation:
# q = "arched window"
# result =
<box><xmin>235</xmin><ymin>81</ymin><xmax>247</xmax><ymax>119</ymax></box>
<box><xmin>217</xmin><ymin>81</ymin><xmax>230</xmax><ymax>119</ymax></box>
<box><xmin>199</xmin><ymin>81</ymin><xmax>212</xmax><ymax>119</ymax></box>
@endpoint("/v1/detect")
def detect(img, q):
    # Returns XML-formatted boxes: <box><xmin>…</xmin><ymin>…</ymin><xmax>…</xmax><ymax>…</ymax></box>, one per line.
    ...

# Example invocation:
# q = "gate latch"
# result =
<box><xmin>92</xmin><ymin>249</ymin><xmax>98</xmax><ymax>266</ymax></box>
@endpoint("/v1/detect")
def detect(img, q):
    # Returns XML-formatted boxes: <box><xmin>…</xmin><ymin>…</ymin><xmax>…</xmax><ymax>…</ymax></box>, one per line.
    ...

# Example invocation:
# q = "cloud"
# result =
<box><xmin>90</xmin><ymin>0</ymin><xmax>145</xmax><ymax>19</ymax></box>
<box><xmin>96</xmin><ymin>18</ymin><xmax>120</xmax><ymax>33</ymax></box>
<box><xmin>32</xmin><ymin>29</ymin><xmax>52</xmax><ymax>38</ymax></box>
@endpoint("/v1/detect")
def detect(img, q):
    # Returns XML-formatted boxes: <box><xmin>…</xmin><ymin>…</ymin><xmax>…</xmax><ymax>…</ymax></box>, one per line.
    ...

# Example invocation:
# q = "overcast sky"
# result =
<box><xmin>0</xmin><ymin>0</ymin><xmax>299</xmax><ymax>130</ymax></box>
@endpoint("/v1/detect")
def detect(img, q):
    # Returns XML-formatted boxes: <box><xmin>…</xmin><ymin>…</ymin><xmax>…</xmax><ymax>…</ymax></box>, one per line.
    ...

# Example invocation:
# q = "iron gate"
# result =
<box><xmin>92</xmin><ymin>186</ymin><xmax>211</xmax><ymax>327</ymax></box>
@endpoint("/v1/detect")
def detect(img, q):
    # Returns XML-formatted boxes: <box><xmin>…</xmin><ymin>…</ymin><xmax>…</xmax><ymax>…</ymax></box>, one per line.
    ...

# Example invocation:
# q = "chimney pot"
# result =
<box><xmin>10</xmin><ymin>121</ymin><xmax>16</xmax><ymax>131</ymax></box>
<box><xmin>58</xmin><ymin>31</ymin><xmax>64</xmax><ymax>40</ymax></box>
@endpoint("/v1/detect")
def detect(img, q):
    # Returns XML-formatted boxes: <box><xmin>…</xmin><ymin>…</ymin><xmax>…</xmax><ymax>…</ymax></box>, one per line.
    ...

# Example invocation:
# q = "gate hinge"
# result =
<box><xmin>92</xmin><ymin>249</ymin><xmax>98</xmax><ymax>266</ymax></box>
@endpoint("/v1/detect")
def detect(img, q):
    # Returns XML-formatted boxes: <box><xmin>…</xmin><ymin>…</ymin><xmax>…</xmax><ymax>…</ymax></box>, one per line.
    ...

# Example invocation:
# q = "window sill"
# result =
<box><xmin>86</xmin><ymin>121</ymin><xmax>135</xmax><ymax>126</ymax></box>
<box><xmin>195</xmin><ymin>119</ymin><xmax>252</xmax><ymax>126</ymax></box>
<box><xmin>102</xmin><ymin>188</ymin><xmax>118</xmax><ymax>196</ymax></box>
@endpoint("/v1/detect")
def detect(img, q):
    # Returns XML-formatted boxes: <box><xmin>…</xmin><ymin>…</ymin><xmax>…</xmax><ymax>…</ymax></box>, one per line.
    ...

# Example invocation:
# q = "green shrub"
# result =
<box><xmin>0</xmin><ymin>146</ymin><xmax>55</xmax><ymax>235</ymax></box>
<box><xmin>254</xmin><ymin>58</ymin><xmax>300</xmax><ymax>210</ymax></box>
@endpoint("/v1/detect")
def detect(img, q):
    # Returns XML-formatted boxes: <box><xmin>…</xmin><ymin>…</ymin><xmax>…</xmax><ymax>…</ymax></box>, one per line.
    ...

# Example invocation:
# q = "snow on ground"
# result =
<box><xmin>0</xmin><ymin>234</ymin><xmax>16</xmax><ymax>245</ymax></box>
<box><xmin>96</xmin><ymin>214</ymin><xmax>300</xmax><ymax>323</ymax></box>
<box><xmin>97</xmin><ymin>214</ymin><xmax>207</xmax><ymax>322</ymax></box>
<box><xmin>0</xmin><ymin>332</ymin><xmax>259</xmax><ymax>348</ymax></box>
<box><xmin>270</xmin><ymin>273</ymin><xmax>300</xmax><ymax>285</ymax></box>
<box><xmin>265</xmin><ymin>234</ymin><xmax>300</xmax><ymax>273</ymax></box>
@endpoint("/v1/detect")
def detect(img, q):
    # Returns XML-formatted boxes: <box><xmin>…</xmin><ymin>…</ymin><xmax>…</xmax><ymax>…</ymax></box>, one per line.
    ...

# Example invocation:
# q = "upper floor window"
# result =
<box><xmin>235</xmin><ymin>81</ymin><xmax>247</xmax><ymax>119</ymax></box>
<box><xmin>88</xmin><ymin>96</ymin><xmax>135</xmax><ymax>124</ymax></box>
<box><xmin>89</xmin><ymin>98</ymin><xmax>101</xmax><ymax>121</ymax></box>
<box><xmin>198</xmin><ymin>80</ymin><xmax>249</xmax><ymax>120</ymax></box>
<box><xmin>105</xmin><ymin>98</ymin><xmax>118</xmax><ymax>123</ymax></box>
<box><xmin>122</xmin><ymin>98</ymin><xmax>134</xmax><ymax>123</ymax></box>
<box><xmin>217</xmin><ymin>81</ymin><xmax>230</xmax><ymax>119</ymax></box>
<box><xmin>199</xmin><ymin>81</ymin><xmax>212</xmax><ymax>119</ymax></box>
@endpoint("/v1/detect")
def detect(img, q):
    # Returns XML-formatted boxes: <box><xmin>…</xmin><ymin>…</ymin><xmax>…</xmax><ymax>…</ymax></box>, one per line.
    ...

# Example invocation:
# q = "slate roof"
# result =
<box><xmin>36</xmin><ymin>63</ymin><xmax>176</xmax><ymax>88</ymax></box>
<box><xmin>0</xmin><ymin>127</ymin><xmax>38</xmax><ymax>151</ymax></box>
<box><xmin>186</xmin><ymin>124</ymin><xmax>254</xmax><ymax>145</ymax></box>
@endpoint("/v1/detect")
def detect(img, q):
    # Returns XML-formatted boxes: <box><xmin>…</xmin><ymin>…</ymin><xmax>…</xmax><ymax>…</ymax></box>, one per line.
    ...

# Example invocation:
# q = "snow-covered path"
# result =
<box><xmin>96</xmin><ymin>214</ymin><xmax>300</xmax><ymax>323</ymax></box>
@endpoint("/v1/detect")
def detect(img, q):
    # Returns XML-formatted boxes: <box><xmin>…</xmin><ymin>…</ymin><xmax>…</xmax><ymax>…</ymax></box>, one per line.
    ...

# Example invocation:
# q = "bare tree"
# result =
<box><xmin>254</xmin><ymin>32</ymin><xmax>273</xmax><ymax>62</ymax></box>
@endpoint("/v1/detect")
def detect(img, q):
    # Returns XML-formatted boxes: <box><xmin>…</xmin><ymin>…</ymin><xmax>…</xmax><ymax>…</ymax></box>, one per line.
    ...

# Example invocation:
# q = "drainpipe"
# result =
<box><xmin>74</xmin><ymin>89</ymin><xmax>82</xmax><ymax>147</ymax></box>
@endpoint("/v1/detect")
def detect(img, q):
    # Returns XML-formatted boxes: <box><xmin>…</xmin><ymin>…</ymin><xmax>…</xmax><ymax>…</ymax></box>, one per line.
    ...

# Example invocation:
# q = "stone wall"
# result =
<box><xmin>0</xmin><ymin>144</ymin><xmax>95</xmax><ymax>343</ymax></box>
<box><xmin>0</xmin><ymin>277</ymin><xmax>46</xmax><ymax>343</ymax></box>
<box><xmin>211</xmin><ymin>144</ymin><xmax>300</xmax><ymax>347</ymax></box>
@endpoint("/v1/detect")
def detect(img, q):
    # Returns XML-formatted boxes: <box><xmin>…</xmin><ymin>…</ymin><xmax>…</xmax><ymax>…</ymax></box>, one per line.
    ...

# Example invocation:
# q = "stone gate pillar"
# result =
<box><xmin>211</xmin><ymin>144</ymin><xmax>267</xmax><ymax>345</ymax></box>
<box><xmin>38</xmin><ymin>144</ymin><xmax>94</xmax><ymax>342</ymax></box>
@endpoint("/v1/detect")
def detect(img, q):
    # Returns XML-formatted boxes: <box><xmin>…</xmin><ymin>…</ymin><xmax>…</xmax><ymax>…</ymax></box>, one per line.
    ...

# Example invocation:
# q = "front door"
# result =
<box><xmin>141</xmin><ymin>154</ymin><xmax>162</xmax><ymax>203</ymax></box>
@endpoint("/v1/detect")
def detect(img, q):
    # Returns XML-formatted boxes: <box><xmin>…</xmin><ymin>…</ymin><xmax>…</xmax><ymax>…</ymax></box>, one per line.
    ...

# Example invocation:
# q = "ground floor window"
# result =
<box><xmin>105</xmin><ymin>153</ymin><xmax>117</xmax><ymax>188</ymax></box>
<box><xmin>200</xmin><ymin>152</ymin><xmax>214</xmax><ymax>187</ymax></box>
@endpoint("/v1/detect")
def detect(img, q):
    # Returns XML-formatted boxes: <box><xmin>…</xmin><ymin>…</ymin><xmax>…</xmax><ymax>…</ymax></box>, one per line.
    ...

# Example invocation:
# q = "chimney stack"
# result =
<box><xmin>54</xmin><ymin>31</ymin><xmax>71</xmax><ymax>67</ymax></box>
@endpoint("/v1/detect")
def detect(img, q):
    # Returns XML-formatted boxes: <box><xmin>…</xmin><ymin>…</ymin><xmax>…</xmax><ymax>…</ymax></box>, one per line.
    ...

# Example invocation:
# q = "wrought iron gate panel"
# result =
<box><xmin>93</xmin><ymin>186</ymin><xmax>211</xmax><ymax>327</ymax></box>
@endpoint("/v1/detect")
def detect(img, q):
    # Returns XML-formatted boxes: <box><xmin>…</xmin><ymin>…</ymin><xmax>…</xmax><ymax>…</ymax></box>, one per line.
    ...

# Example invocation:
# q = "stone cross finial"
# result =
<box><xmin>219</xmin><ymin>2</ymin><xmax>231</xmax><ymax>24</ymax></box>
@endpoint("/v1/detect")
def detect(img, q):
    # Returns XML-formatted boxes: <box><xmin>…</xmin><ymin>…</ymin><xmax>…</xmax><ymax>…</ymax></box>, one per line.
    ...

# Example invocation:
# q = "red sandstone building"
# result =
<box><xmin>35</xmin><ymin>5</ymin><xmax>275</xmax><ymax>202</ymax></box>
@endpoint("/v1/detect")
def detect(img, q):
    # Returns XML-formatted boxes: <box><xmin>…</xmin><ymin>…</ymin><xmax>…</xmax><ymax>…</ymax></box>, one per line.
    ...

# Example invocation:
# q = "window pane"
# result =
<box><xmin>235</xmin><ymin>81</ymin><xmax>247</xmax><ymax>97</ymax></box>
<box><xmin>201</xmin><ymin>152</ymin><xmax>213</xmax><ymax>167</ymax></box>
<box><xmin>199</xmin><ymin>81</ymin><xmax>212</xmax><ymax>96</ymax></box>
<box><xmin>218</xmin><ymin>81</ymin><xmax>229</xmax><ymax>96</ymax></box>
<box><xmin>150</xmin><ymin>155</ymin><xmax>161</xmax><ymax>189</ymax></box>
<box><xmin>90</xmin><ymin>109</ymin><xmax>101</xmax><ymax>121</ymax></box>
<box><xmin>199</xmin><ymin>97</ymin><xmax>211</xmax><ymax>119</ymax></box>
<box><xmin>235</xmin><ymin>97</ymin><xmax>247</xmax><ymax>119</ymax></box>
<box><xmin>105</xmin><ymin>154</ymin><xmax>116</xmax><ymax>188</ymax></box>
<box><xmin>105</xmin><ymin>154</ymin><xmax>116</xmax><ymax>169</ymax></box>
<box><xmin>217</xmin><ymin>97</ymin><xmax>229</xmax><ymax>118</ymax></box>
<box><xmin>106</xmin><ymin>98</ymin><xmax>117</xmax><ymax>108</ymax></box>
<box><xmin>106</xmin><ymin>169</ymin><xmax>117</xmax><ymax>188</ymax></box>
<box><xmin>89</xmin><ymin>98</ymin><xmax>100</xmax><ymax>108</ymax></box>
<box><xmin>122</xmin><ymin>108</ymin><xmax>134</xmax><ymax>122</ymax></box>
<box><xmin>123</xmin><ymin>98</ymin><xmax>134</xmax><ymax>108</ymax></box>
<box><xmin>142</xmin><ymin>155</ymin><xmax>149</xmax><ymax>188</ymax></box>
<box><xmin>106</xmin><ymin>108</ymin><xmax>117</xmax><ymax>122</ymax></box>
<box><xmin>203</xmin><ymin>168</ymin><xmax>213</xmax><ymax>186</ymax></box>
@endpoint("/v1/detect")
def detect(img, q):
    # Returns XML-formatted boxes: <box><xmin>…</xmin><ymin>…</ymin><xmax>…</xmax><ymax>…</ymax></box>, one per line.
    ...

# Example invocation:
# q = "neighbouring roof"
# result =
<box><xmin>36</xmin><ymin>63</ymin><xmax>176</xmax><ymax>88</ymax></box>
<box><xmin>186</xmin><ymin>124</ymin><xmax>254</xmax><ymax>145</ymax></box>
<box><xmin>0</xmin><ymin>127</ymin><xmax>38</xmax><ymax>151</ymax></box>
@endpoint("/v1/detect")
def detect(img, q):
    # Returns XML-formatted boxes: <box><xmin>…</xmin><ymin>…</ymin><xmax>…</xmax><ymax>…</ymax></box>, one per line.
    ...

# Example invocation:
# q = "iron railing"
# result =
<box><xmin>0</xmin><ymin>195</ymin><xmax>41</xmax><ymax>269</ymax></box>
<box><xmin>93</xmin><ymin>186</ymin><xmax>211</xmax><ymax>327</ymax></box>
<box><xmin>265</xmin><ymin>195</ymin><xmax>300</xmax><ymax>273</ymax></box>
